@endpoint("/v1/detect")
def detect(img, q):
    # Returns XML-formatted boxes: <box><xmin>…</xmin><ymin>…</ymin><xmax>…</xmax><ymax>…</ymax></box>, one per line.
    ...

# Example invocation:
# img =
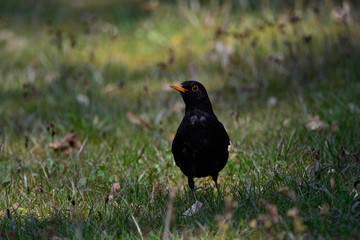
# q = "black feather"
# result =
<box><xmin>171</xmin><ymin>81</ymin><xmax>229</xmax><ymax>200</ymax></box>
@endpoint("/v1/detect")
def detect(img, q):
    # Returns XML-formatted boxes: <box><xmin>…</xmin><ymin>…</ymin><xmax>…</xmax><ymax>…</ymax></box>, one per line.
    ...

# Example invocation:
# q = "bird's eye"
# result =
<box><xmin>192</xmin><ymin>85</ymin><xmax>199</xmax><ymax>92</ymax></box>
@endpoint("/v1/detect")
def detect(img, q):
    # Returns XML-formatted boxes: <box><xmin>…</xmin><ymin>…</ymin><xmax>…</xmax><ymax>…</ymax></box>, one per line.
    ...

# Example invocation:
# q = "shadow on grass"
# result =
<box><xmin>0</xmin><ymin>179</ymin><xmax>230</xmax><ymax>239</ymax></box>
<box><xmin>1</xmin><ymin>24</ymin><xmax>360</xmax><ymax>138</ymax></box>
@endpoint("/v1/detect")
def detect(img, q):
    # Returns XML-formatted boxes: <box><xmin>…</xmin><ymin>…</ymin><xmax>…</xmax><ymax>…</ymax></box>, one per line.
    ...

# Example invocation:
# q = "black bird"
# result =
<box><xmin>170</xmin><ymin>81</ymin><xmax>229</xmax><ymax>201</ymax></box>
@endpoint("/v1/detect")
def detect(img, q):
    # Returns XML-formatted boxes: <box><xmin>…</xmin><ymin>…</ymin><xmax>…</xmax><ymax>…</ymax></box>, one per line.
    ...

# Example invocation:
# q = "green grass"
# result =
<box><xmin>1</xmin><ymin>0</ymin><xmax>360</xmax><ymax>239</ymax></box>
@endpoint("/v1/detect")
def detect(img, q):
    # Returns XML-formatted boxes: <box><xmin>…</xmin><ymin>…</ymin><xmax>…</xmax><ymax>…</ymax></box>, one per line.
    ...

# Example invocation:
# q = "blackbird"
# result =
<box><xmin>170</xmin><ymin>81</ymin><xmax>229</xmax><ymax>201</ymax></box>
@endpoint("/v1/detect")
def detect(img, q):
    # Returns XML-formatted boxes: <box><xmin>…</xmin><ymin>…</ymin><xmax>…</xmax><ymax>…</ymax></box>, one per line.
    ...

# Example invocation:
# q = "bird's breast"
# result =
<box><xmin>189</xmin><ymin>115</ymin><xmax>207</xmax><ymax>125</ymax></box>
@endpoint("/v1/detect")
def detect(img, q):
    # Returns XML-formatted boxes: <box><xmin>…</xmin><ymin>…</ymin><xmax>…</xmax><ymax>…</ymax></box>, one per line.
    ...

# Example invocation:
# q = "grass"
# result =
<box><xmin>1</xmin><ymin>0</ymin><xmax>360</xmax><ymax>239</ymax></box>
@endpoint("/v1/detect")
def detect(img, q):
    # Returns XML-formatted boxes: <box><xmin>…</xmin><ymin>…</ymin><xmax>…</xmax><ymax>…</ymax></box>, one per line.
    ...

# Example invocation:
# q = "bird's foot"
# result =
<box><xmin>214</xmin><ymin>181</ymin><xmax>223</xmax><ymax>200</ymax></box>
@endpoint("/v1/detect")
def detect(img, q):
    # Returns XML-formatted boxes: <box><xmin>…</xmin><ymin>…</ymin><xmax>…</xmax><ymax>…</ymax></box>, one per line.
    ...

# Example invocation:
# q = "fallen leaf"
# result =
<box><xmin>126</xmin><ymin>112</ymin><xmax>154</xmax><ymax>129</ymax></box>
<box><xmin>49</xmin><ymin>133</ymin><xmax>81</xmax><ymax>154</ymax></box>
<box><xmin>305</xmin><ymin>115</ymin><xmax>328</xmax><ymax>131</ymax></box>
<box><xmin>287</xmin><ymin>207</ymin><xmax>298</xmax><ymax>218</ymax></box>
<box><xmin>249</xmin><ymin>219</ymin><xmax>257</xmax><ymax>228</ymax></box>
<box><xmin>110</xmin><ymin>182</ymin><xmax>121</xmax><ymax>193</ymax></box>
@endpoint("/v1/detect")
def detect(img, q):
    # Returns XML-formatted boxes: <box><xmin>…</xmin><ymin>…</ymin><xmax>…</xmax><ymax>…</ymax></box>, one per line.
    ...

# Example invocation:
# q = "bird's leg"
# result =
<box><xmin>212</xmin><ymin>174</ymin><xmax>223</xmax><ymax>200</ymax></box>
<box><xmin>188</xmin><ymin>177</ymin><xmax>197</xmax><ymax>202</ymax></box>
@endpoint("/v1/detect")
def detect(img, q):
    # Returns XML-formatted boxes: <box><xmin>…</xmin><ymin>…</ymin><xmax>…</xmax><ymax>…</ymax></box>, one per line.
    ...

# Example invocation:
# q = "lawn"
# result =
<box><xmin>1</xmin><ymin>0</ymin><xmax>360</xmax><ymax>239</ymax></box>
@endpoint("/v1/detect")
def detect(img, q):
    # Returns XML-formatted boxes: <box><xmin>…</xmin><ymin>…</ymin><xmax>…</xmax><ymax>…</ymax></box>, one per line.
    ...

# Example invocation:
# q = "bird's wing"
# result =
<box><xmin>171</xmin><ymin>127</ymin><xmax>188</xmax><ymax>169</ymax></box>
<box><xmin>173</xmin><ymin>116</ymin><xmax>228</xmax><ymax>156</ymax></box>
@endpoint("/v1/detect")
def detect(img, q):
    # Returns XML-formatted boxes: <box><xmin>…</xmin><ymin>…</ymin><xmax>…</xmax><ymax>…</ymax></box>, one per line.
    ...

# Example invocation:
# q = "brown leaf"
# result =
<box><xmin>305</xmin><ymin>115</ymin><xmax>328</xmax><ymax>131</ymax></box>
<box><xmin>110</xmin><ymin>182</ymin><xmax>121</xmax><ymax>193</ymax></box>
<box><xmin>249</xmin><ymin>219</ymin><xmax>257</xmax><ymax>228</ymax></box>
<box><xmin>287</xmin><ymin>207</ymin><xmax>298</xmax><ymax>218</ymax></box>
<box><xmin>49</xmin><ymin>133</ymin><xmax>81</xmax><ymax>153</ymax></box>
<box><xmin>126</xmin><ymin>112</ymin><xmax>154</xmax><ymax>129</ymax></box>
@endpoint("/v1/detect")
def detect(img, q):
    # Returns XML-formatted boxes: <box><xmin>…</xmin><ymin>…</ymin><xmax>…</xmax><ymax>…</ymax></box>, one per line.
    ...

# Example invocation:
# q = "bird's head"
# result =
<box><xmin>170</xmin><ymin>81</ymin><xmax>213</xmax><ymax>112</ymax></box>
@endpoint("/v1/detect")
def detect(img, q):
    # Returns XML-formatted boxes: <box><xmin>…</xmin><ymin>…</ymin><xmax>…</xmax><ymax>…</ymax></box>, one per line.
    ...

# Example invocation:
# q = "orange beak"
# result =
<box><xmin>170</xmin><ymin>84</ymin><xmax>188</xmax><ymax>92</ymax></box>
